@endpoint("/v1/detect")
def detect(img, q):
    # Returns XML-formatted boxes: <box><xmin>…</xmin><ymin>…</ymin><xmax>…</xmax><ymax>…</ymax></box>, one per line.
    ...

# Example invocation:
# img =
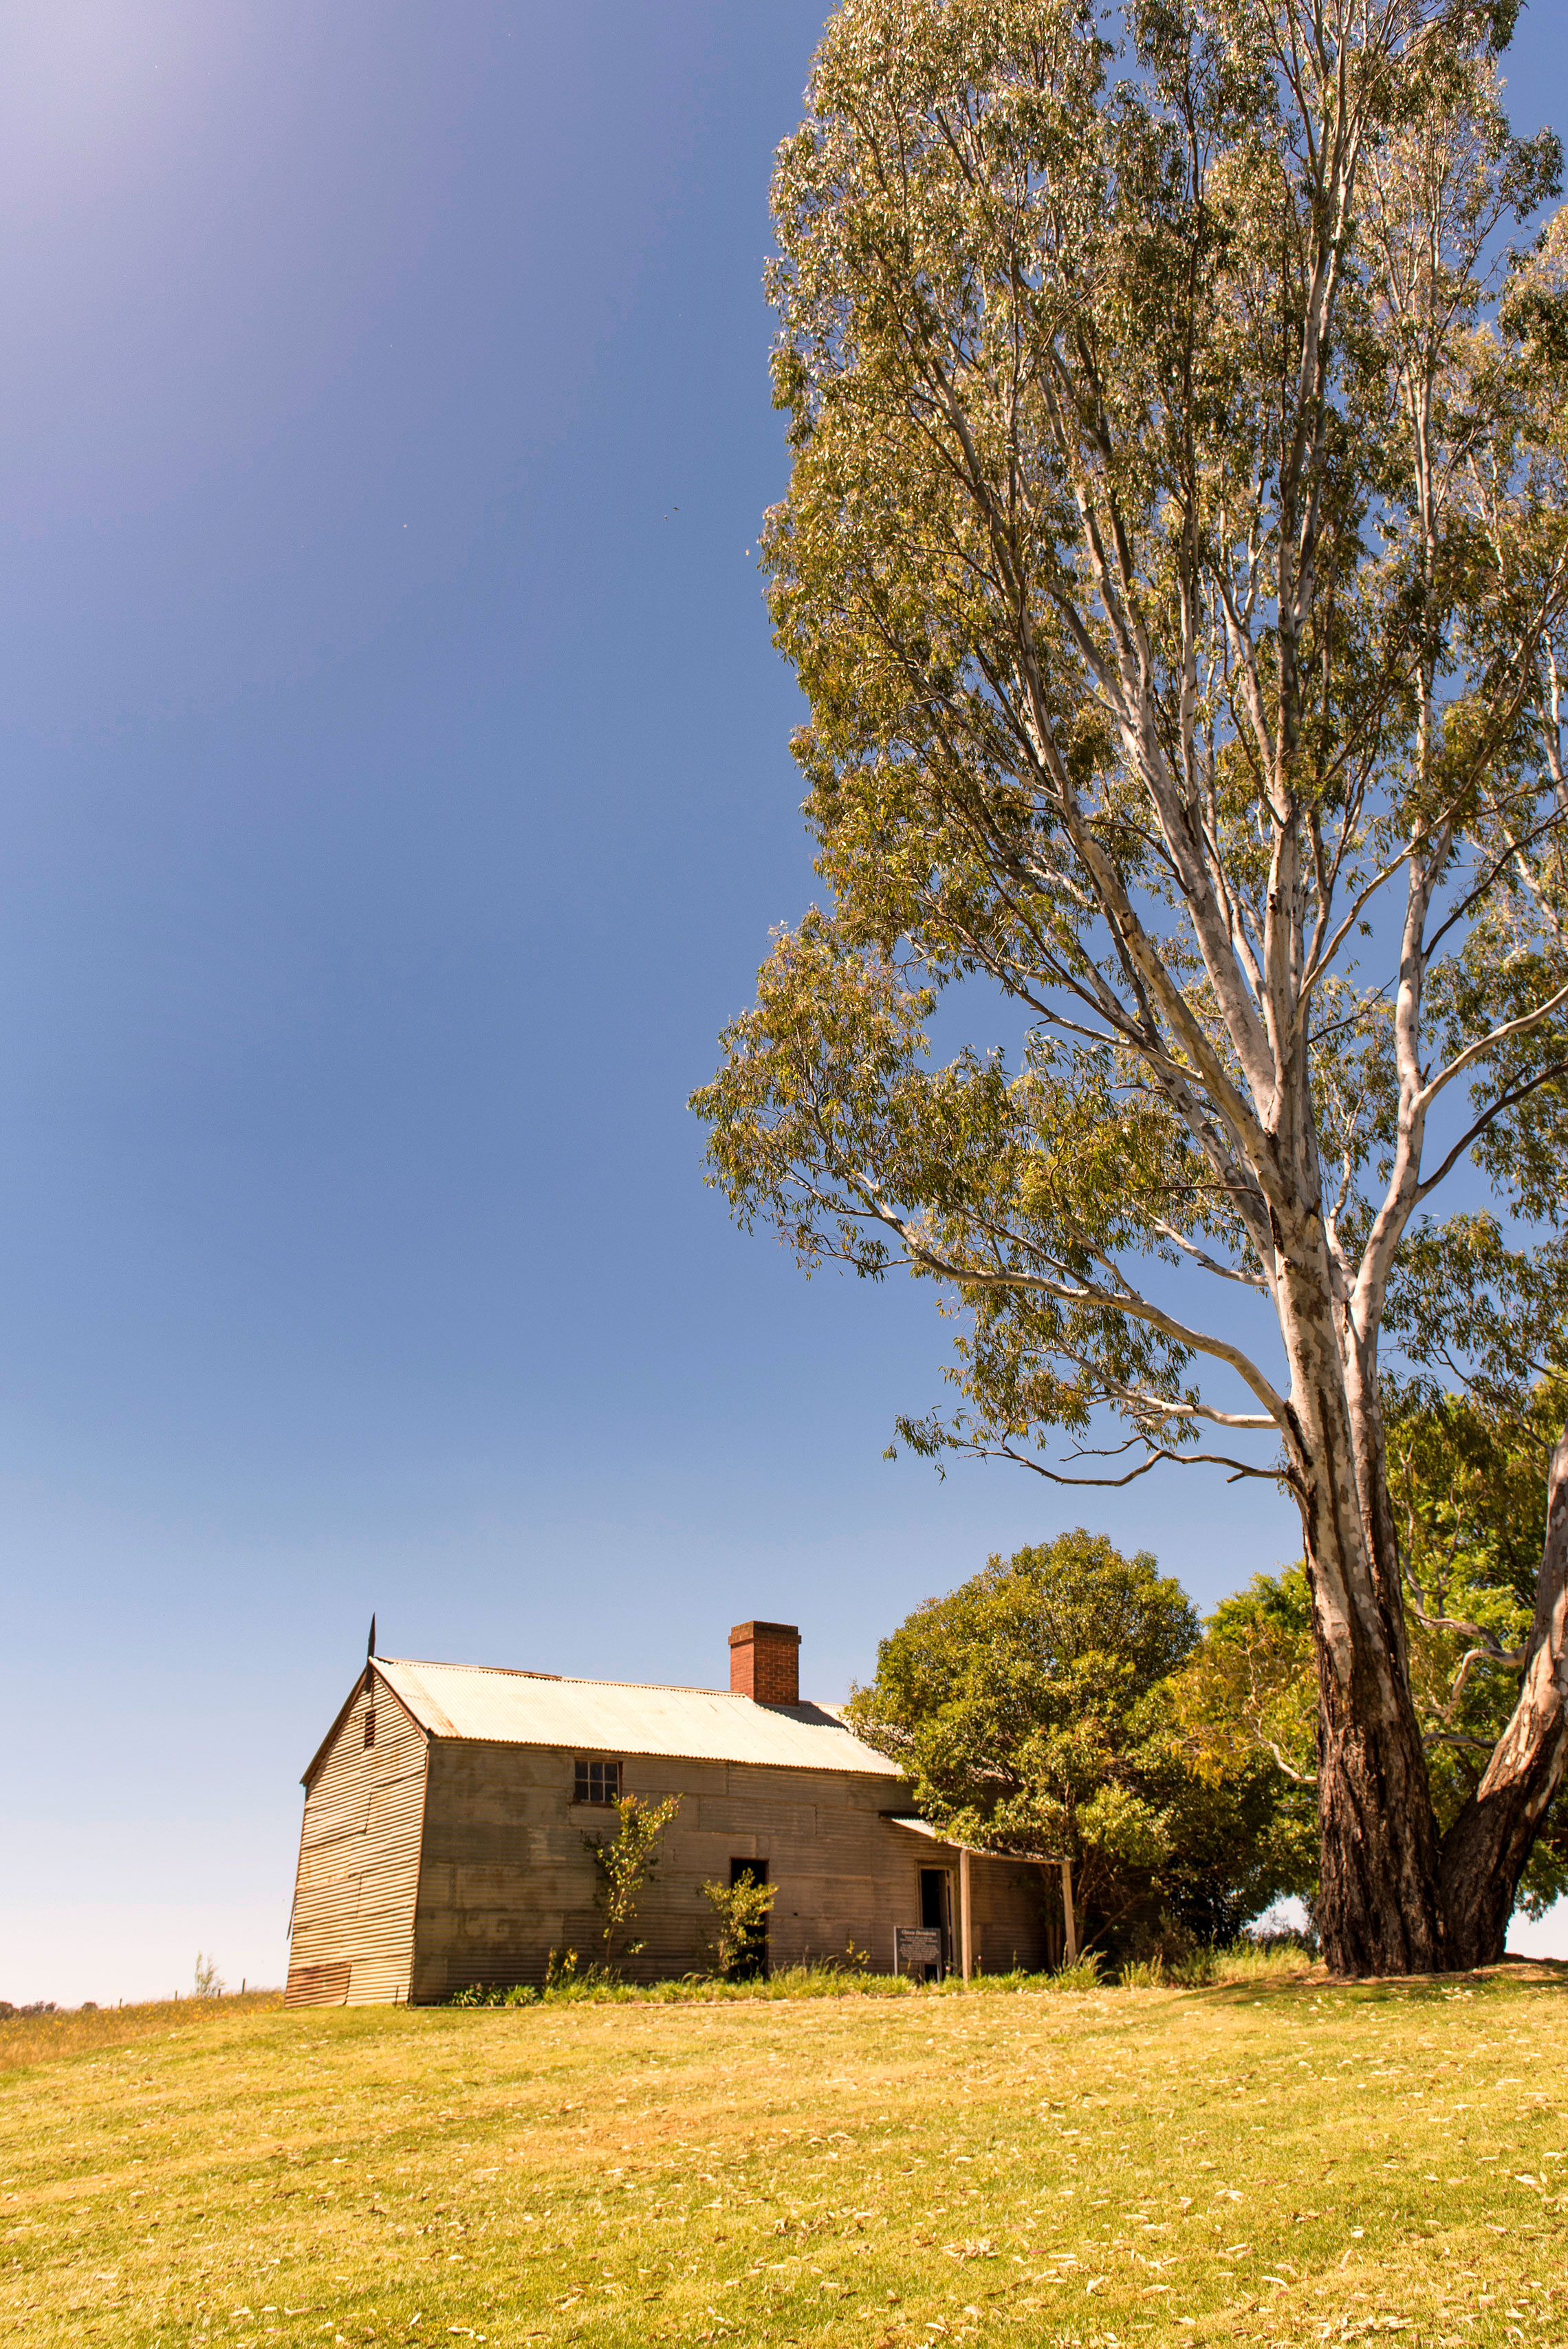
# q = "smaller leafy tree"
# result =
<box><xmin>582</xmin><ymin>1793</ymin><xmax>682</xmax><ymax>1971</ymax></box>
<box><xmin>1388</xmin><ymin>1383</ymin><xmax>1566</xmax><ymax>1916</ymax></box>
<box><xmin>699</xmin><ymin>1869</ymin><xmax>777</xmax><ymax>1980</ymax></box>
<box><xmin>844</xmin><ymin>1533</ymin><xmax>1284</xmax><ymax>1958</ymax></box>
<box><xmin>1174</xmin><ymin>1569</ymin><xmax>1322</xmax><ymax>1909</ymax></box>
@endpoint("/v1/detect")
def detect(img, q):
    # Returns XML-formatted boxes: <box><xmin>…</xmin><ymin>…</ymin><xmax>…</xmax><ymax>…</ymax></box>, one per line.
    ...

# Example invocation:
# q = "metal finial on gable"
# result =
<box><xmin>367</xmin><ymin>1613</ymin><xmax>376</xmax><ymax>1659</ymax></box>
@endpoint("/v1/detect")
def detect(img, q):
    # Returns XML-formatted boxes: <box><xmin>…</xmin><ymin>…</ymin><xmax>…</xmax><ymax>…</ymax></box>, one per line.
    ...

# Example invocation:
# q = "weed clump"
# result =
<box><xmin>1109</xmin><ymin>1934</ymin><xmax>1317</xmax><ymax>1987</ymax></box>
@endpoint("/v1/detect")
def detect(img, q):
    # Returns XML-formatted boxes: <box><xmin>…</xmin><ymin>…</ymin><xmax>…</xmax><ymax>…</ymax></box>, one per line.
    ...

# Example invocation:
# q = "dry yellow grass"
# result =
<box><xmin>3</xmin><ymin>1964</ymin><xmax>1566</xmax><ymax>2348</ymax></box>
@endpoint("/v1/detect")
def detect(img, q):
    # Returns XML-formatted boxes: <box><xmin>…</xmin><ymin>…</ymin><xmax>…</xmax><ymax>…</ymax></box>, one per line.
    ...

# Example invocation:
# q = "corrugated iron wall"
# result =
<box><xmin>406</xmin><ymin>1743</ymin><xmax>1050</xmax><ymax>1998</ymax></box>
<box><xmin>966</xmin><ymin>1856</ymin><xmax>1055</xmax><ymax>1974</ymax></box>
<box><xmin>285</xmin><ymin>1675</ymin><xmax>428</xmax><ymax>2007</ymax></box>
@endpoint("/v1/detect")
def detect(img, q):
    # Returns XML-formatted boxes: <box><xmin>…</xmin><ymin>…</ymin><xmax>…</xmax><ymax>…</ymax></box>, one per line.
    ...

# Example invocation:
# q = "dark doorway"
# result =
<box><xmin>919</xmin><ymin>1868</ymin><xmax>952</xmax><ymax>1980</ymax></box>
<box><xmin>729</xmin><ymin>1858</ymin><xmax>770</xmax><ymax>1980</ymax></box>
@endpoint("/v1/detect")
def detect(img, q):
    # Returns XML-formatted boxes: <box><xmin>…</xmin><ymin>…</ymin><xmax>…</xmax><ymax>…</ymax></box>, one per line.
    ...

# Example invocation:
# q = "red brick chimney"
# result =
<box><xmin>729</xmin><ymin>1620</ymin><xmax>801</xmax><ymax>1706</ymax></box>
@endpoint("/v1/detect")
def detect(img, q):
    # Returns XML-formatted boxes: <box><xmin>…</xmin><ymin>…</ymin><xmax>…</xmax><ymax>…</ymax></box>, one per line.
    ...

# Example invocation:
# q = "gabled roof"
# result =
<box><xmin>366</xmin><ymin>1654</ymin><xmax>905</xmax><ymax>1777</ymax></box>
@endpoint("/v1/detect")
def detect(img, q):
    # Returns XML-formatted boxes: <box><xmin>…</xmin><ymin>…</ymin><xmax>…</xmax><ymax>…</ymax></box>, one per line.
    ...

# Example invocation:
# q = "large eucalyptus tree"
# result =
<box><xmin>695</xmin><ymin>0</ymin><xmax>1568</xmax><ymax>1973</ymax></box>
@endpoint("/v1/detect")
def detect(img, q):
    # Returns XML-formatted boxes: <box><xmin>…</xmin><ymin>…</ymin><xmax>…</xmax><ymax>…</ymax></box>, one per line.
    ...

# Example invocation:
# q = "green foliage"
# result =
<box><xmin>845</xmin><ymin>1530</ymin><xmax>1288</xmax><ymax>1945</ymax></box>
<box><xmin>694</xmin><ymin>0</ymin><xmax>1568</xmax><ymax>1489</ymax></box>
<box><xmin>1391</xmin><ymin>1385</ymin><xmax>1568</xmax><ymax>1916</ymax></box>
<box><xmin>699</xmin><ymin>1870</ymin><xmax>778</xmax><ymax>1980</ymax></box>
<box><xmin>1174</xmin><ymin>1567</ymin><xmax>1321</xmax><ymax>1903</ymax></box>
<box><xmin>582</xmin><ymin>1793</ymin><xmax>682</xmax><ymax>1967</ymax></box>
<box><xmin>1167</xmin><ymin>1947</ymin><xmax>1218</xmax><ymax>1987</ymax></box>
<box><xmin>442</xmin><ymin>1959</ymin><xmax>1125</xmax><ymax>2009</ymax></box>
<box><xmin>1389</xmin><ymin>1376</ymin><xmax>1559</xmax><ymax>1612</ymax></box>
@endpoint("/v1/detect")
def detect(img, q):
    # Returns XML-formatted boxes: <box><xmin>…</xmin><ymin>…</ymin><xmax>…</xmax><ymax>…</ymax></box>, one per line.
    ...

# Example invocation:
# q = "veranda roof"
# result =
<box><xmin>887</xmin><ymin>1814</ymin><xmax>1055</xmax><ymax>1863</ymax></box>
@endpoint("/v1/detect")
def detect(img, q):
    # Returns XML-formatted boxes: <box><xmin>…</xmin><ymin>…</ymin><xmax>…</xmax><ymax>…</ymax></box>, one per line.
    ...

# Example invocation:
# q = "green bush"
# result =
<box><xmin>699</xmin><ymin>1870</ymin><xmax>777</xmax><ymax>1980</ymax></box>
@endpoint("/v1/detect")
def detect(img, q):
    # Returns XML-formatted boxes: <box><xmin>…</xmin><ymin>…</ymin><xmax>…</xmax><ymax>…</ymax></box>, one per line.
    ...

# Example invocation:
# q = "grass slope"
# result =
<box><xmin>3</xmin><ymin>1966</ymin><xmax>1566</xmax><ymax>2348</ymax></box>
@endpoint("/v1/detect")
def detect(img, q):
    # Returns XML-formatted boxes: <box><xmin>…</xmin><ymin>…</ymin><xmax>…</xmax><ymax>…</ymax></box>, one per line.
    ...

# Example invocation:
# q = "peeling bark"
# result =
<box><xmin>1314</xmin><ymin>1632</ymin><xmax>1449</xmax><ymax>1975</ymax></box>
<box><xmin>1279</xmin><ymin>1251</ymin><xmax>1449</xmax><ymax>1974</ymax></box>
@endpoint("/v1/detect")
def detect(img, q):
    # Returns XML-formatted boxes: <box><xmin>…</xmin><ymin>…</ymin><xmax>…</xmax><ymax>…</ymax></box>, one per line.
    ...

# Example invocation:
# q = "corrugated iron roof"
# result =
<box><xmin>371</xmin><ymin>1656</ymin><xmax>905</xmax><ymax>1777</ymax></box>
<box><xmin>888</xmin><ymin>1814</ymin><xmax>963</xmax><ymax>1849</ymax></box>
<box><xmin>889</xmin><ymin>1814</ymin><xmax>1056</xmax><ymax>1863</ymax></box>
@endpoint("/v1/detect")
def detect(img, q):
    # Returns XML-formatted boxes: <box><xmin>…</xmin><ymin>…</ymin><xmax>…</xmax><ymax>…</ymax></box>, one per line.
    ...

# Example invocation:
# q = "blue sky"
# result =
<box><xmin>4</xmin><ymin>2</ymin><xmax>1566</xmax><ymax>2003</ymax></box>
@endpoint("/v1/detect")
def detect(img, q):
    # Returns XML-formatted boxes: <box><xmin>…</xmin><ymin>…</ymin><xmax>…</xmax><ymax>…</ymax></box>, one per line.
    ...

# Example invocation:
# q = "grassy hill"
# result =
<box><xmin>3</xmin><ymin>1962</ymin><xmax>1565</xmax><ymax>2347</ymax></box>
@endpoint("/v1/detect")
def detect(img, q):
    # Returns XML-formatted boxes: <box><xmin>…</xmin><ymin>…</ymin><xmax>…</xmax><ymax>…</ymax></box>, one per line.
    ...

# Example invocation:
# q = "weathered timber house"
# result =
<box><xmin>285</xmin><ymin>1619</ymin><xmax>1049</xmax><ymax>2005</ymax></box>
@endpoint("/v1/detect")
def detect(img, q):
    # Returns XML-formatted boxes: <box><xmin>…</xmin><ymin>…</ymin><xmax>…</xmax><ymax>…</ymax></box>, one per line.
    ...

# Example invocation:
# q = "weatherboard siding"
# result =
<box><xmin>285</xmin><ymin>1676</ymin><xmax>428</xmax><ymax>2007</ymax></box>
